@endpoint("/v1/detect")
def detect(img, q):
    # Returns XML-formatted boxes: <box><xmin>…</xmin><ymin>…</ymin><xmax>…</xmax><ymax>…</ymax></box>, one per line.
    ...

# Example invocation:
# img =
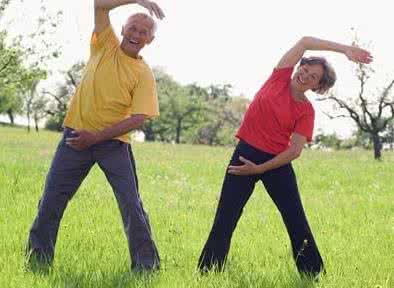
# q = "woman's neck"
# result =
<box><xmin>290</xmin><ymin>84</ymin><xmax>307</xmax><ymax>101</ymax></box>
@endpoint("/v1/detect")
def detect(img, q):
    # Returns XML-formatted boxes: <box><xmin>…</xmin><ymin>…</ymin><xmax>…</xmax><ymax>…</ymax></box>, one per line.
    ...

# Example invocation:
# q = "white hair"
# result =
<box><xmin>126</xmin><ymin>13</ymin><xmax>157</xmax><ymax>35</ymax></box>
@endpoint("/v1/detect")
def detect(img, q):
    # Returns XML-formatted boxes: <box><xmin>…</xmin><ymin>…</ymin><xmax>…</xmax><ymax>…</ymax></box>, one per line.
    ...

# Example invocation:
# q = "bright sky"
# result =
<box><xmin>3</xmin><ymin>0</ymin><xmax>394</xmax><ymax>137</ymax></box>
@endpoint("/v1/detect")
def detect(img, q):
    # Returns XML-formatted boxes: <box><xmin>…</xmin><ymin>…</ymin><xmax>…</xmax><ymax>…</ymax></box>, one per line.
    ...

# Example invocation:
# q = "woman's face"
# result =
<box><xmin>292</xmin><ymin>64</ymin><xmax>324</xmax><ymax>92</ymax></box>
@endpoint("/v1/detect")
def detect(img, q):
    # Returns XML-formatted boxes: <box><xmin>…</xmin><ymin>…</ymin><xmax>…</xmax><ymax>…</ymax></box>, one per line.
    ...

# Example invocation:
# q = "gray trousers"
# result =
<box><xmin>27</xmin><ymin>128</ymin><xmax>160</xmax><ymax>269</ymax></box>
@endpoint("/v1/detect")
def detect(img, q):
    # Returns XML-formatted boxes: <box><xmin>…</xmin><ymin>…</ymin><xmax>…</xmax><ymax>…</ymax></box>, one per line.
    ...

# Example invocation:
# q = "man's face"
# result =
<box><xmin>121</xmin><ymin>15</ymin><xmax>155</xmax><ymax>57</ymax></box>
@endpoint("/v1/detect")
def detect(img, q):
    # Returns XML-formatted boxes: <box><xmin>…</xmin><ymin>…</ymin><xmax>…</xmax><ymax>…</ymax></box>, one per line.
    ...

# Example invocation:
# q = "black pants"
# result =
<box><xmin>198</xmin><ymin>140</ymin><xmax>323</xmax><ymax>276</ymax></box>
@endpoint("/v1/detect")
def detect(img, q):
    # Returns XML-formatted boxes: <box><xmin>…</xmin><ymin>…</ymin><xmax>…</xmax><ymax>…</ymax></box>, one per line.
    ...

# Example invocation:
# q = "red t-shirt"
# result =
<box><xmin>236</xmin><ymin>67</ymin><xmax>315</xmax><ymax>155</ymax></box>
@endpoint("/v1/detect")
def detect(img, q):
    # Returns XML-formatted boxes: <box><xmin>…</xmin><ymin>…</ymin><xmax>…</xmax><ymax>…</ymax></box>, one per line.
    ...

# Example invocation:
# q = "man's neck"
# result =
<box><xmin>120</xmin><ymin>43</ymin><xmax>139</xmax><ymax>59</ymax></box>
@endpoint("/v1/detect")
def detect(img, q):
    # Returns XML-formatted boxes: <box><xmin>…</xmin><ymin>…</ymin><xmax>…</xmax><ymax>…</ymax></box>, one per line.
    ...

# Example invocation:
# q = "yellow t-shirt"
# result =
<box><xmin>63</xmin><ymin>25</ymin><xmax>159</xmax><ymax>143</ymax></box>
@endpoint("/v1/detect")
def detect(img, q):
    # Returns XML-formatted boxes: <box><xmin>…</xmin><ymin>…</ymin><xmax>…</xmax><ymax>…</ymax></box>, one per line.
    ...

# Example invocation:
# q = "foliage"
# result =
<box><xmin>142</xmin><ymin>68</ymin><xmax>248</xmax><ymax>145</ymax></box>
<box><xmin>0</xmin><ymin>0</ymin><xmax>62</xmax><ymax>125</ymax></box>
<box><xmin>44</xmin><ymin>62</ymin><xmax>85</xmax><ymax>131</ymax></box>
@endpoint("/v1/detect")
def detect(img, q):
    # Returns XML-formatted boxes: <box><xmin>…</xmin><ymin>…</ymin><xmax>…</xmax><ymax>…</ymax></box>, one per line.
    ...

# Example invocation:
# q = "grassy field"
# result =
<box><xmin>0</xmin><ymin>126</ymin><xmax>393</xmax><ymax>288</ymax></box>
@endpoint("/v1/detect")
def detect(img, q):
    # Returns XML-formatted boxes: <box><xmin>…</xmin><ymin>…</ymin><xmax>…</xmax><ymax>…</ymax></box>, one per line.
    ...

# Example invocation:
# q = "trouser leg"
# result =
<box><xmin>198</xmin><ymin>141</ymin><xmax>259</xmax><ymax>271</ymax></box>
<box><xmin>261</xmin><ymin>164</ymin><xmax>324</xmax><ymax>276</ymax></box>
<box><xmin>27</xmin><ymin>129</ymin><xmax>94</xmax><ymax>263</ymax></box>
<box><xmin>95</xmin><ymin>141</ymin><xmax>159</xmax><ymax>270</ymax></box>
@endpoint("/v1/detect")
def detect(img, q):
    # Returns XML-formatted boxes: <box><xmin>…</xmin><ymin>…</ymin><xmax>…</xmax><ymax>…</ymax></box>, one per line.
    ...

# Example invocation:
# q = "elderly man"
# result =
<box><xmin>26</xmin><ymin>0</ymin><xmax>165</xmax><ymax>272</ymax></box>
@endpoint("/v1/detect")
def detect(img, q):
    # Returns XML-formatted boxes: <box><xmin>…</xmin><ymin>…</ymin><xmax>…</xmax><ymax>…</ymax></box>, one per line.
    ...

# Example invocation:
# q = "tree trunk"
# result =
<box><xmin>27</xmin><ymin>110</ymin><xmax>31</xmax><ymax>133</ymax></box>
<box><xmin>175</xmin><ymin>118</ymin><xmax>182</xmax><ymax>144</ymax></box>
<box><xmin>6</xmin><ymin>109</ymin><xmax>14</xmax><ymax>124</ymax></box>
<box><xmin>142</xmin><ymin>125</ymin><xmax>155</xmax><ymax>141</ymax></box>
<box><xmin>34</xmin><ymin>116</ymin><xmax>39</xmax><ymax>132</ymax></box>
<box><xmin>372</xmin><ymin>133</ymin><xmax>382</xmax><ymax>160</ymax></box>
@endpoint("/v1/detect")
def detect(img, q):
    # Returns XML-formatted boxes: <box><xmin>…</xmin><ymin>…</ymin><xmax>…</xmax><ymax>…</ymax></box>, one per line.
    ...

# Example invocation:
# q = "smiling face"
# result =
<box><xmin>120</xmin><ymin>14</ymin><xmax>155</xmax><ymax>58</ymax></box>
<box><xmin>291</xmin><ymin>63</ymin><xmax>324</xmax><ymax>93</ymax></box>
<box><xmin>291</xmin><ymin>57</ymin><xmax>337</xmax><ymax>95</ymax></box>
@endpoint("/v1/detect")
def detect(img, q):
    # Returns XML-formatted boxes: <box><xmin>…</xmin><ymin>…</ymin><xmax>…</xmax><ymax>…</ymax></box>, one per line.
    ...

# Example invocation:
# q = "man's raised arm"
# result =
<box><xmin>94</xmin><ymin>0</ymin><xmax>165</xmax><ymax>34</ymax></box>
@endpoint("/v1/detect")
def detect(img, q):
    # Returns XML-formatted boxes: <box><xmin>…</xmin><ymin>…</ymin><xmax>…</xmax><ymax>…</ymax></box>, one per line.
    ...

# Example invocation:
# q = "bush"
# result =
<box><xmin>45</xmin><ymin>115</ymin><xmax>63</xmax><ymax>131</ymax></box>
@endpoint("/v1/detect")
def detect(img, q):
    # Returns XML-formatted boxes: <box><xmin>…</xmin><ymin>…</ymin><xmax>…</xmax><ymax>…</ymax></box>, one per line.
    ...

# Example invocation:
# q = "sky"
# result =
<box><xmin>2</xmin><ymin>0</ymin><xmax>394</xmax><ymax>137</ymax></box>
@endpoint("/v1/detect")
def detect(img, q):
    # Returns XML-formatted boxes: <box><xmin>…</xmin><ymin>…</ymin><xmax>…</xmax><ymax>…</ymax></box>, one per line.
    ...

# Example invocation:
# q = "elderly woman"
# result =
<box><xmin>198</xmin><ymin>36</ymin><xmax>372</xmax><ymax>277</ymax></box>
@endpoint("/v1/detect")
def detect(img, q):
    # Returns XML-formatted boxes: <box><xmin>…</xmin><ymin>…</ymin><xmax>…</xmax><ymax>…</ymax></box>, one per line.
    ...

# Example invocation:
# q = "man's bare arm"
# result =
<box><xmin>94</xmin><ymin>0</ymin><xmax>165</xmax><ymax>34</ymax></box>
<box><xmin>66</xmin><ymin>114</ymin><xmax>146</xmax><ymax>150</ymax></box>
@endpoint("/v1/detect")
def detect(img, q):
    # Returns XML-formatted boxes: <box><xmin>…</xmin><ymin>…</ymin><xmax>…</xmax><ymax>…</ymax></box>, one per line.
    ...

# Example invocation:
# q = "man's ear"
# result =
<box><xmin>147</xmin><ymin>35</ymin><xmax>155</xmax><ymax>45</ymax></box>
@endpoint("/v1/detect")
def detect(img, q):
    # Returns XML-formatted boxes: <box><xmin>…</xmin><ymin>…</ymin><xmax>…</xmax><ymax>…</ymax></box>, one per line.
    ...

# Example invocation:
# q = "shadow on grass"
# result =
<box><xmin>195</xmin><ymin>259</ymin><xmax>319</xmax><ymax>288</ymax></box>
<box><xmin>43</xmin><ymin>267</ymin><xmax>160</xmax><ymax>288</ymax></box>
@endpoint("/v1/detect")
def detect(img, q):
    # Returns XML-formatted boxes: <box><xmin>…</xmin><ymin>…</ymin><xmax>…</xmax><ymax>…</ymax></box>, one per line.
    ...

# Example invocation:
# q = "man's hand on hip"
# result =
<box><xmin>66</xmin><ymin>130</ymin><xmax>100</xmax><ymax>151</ymax></box>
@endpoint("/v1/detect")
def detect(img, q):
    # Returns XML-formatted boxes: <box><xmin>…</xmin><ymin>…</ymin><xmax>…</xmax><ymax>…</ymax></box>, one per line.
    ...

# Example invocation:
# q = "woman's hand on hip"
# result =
<box><xmin>227</xmin><ymin>156</ymin><xmax>263</xmax><ymax>176</ymax></box>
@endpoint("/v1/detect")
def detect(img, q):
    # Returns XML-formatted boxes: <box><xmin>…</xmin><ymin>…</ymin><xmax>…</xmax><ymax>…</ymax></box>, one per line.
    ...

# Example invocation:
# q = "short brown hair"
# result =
<box><xmin>300</xmin><ymin>56</ymin><xmax>337</xmax><ymax>94</ymax></box>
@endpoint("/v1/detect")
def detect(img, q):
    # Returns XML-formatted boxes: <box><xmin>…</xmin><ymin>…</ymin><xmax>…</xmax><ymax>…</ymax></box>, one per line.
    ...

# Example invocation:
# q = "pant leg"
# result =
<box><xmin>260</xmin><ymin>164</ymin><xmax>324</xmax><ymax>276</ymax></box>
<box><xmin>198</xmin><ymin>141</ymin><xmax>260</xmax><ymax>272</ymax></box>
<box><xmin>128</xmin><ymin>146</ymin><xmax>153</xmax><ymax>235</ymax></box>
<box><xmin>27</xmin><ymin>129</ymin><xmax>94</xmax><ymax>262</ymax></box>
<box><xmin>94</xmin><ymin>141</ymin><xmax>159</xmax><ymax>270</ymax></box>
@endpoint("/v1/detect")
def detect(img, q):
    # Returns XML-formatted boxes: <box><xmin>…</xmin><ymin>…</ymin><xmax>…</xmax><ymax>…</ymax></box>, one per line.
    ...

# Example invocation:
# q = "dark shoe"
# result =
<box><xmin>25</xmin><ymin>249</ymin><xmax>52</xmax><ymax>274</ymax></box>
<box><xmin>131</xmin><ymin>262</ymin><xmax>160</xmax><ymax>274</ymax></box>
<box><xmin>132</xmin><ymin>241</ymin><xmax>160</xmax><ymax>272</ymax></box>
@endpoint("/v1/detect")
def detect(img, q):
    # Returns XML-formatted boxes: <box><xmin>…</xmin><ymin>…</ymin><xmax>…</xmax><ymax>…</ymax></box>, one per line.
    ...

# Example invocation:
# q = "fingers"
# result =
<box><xmin>151</xmin><ymin>2</ymin><xmax>165</xmax><ymax>19</ymax></box>
<box><xmin>146</xmin><ymin>5</ymin><xmax>153</xmax><ymax>16</ymax></box>
<box><xmin>227</xmin><ymin>165</ymin><xmax>243</xmax><ymax>175</ymax></box>
<box><xmin>363</xmin><ymin>52</ymin><xmax>373</xmax><ymax>64</ymax></box>
<box><xmin>357</xmin><ymin>49</ymin><xmax>373</xmax><ymax>63</ymax></box>
<box><xmin>228</xmin><ymin>163</ymin><xmax>249</xmax><ymax>175</ymax></box>
<box><xmin>352</xmin><ymin>47</ymin><xmax>373</xmax><ymax>64</ymax></box>
<box><xmin>65</xmin><ymin>137</ymin><xmax>84</xmax><ymax>151</ymax></box>
<box><xmin>239</xmin><ymin>156</ymin><xmax>254</xmax><ymax>165</ymax></box>
<box><xmin>145</xmin><ymin>1</ymin><xmax>165</xmax><ymax>20</ymax></box>
<box><xmin>65</xmin><ymin>136</ymin><xmax>79</xmax><ymax>145</ymax></box>
<box><xmin>65</xmin><ymin>140</ymin><xmax>84</xmax><ymax>151</ymax></box>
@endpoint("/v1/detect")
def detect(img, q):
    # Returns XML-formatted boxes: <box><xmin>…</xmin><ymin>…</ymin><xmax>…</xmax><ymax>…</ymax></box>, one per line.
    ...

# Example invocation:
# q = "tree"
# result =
<box><xmin>144</xmin><ymin>68</ymin><xmax>249</xmax><ymax>145</ymax></box>
<box><xmin>318</xmin><ymin>33</ymin><xmax>394</xmax><ymax>159</ymax></box>
<box><xmin>1</xmin><ymin>0</ymin><xmax>63</xmax><ymax>68</ymax></box>
<box><xmin>0</xmin><ymin>82</ymin><xmax>22</xmax><ymax>124</ymax></box>
<box><xmin>382</xmin><ymin>119</ymin><xmax>394</xmax><ymax>150</ymax></box>
<box><xmin>320</xmin><ymin>61</ymin><xmax>394</xmax><ymax>159</ymax></box>
<box><xmin>313</xmin><ymin>131</ymin><xmax>342</xmax><ymax>149</ymax></box>
<box><xmin>0</xmin><ymin>31</ymin><xmax>25</xmax><ymax>122</ymax></box>
<box><xmin>142</xmin><ymin>68</ymin><xmax>176</xmax><ymax>141</ymax></box>
<box><xmin>143</xmin><ymin>68</ymin><xmax>206</xmax><ymax>143</ymax></box>
<box><xmin>0</xmin><ymin>0</ymin><xmax>62</xmax><ymax>125</ymax></box>
<box><xmin>31</xmin><ymin>94</ymin><xmax>49</xmax><ymax>132</ymax></box>
<box><xmin>23</xmin><ymin>76</ymin><xmax>47</xmax><ymax>132</ymax></box>
<box><xmin>45</xmin><ymin>62</ymin><xmax>85</xmax><ymax>131</ymax></box>
<box><xmin>350</xmin><ymin>129</ymin><xmax>370</xmax><ymax>149</ymax></box>
<box><xmin>0</xmin><ymin>0</ymin><xmax>11</xmax><ymax>18</ymax></box>
<box><xmin>194</xmin><ymin>85</ymin><xmax>249</xmax><ymax>146</ymax></box>
<box><xmin>0</xmin><ymin>36</ymin><xmax>47</xmax><ymax>125</ymax></box>
<box><xmin>164</xmin><ymin>84</ymin><xmax>205</xmax><ymax>144</ymax></box>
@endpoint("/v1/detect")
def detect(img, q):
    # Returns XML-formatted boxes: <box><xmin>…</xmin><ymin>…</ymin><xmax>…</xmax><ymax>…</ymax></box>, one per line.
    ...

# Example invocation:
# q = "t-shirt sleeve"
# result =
<box><xmin>269</xmin><ymin>66</ymin><xmax>294</xmax><ymax>82</ymax></box>
<box><xmin>255</xmin><ymin>67</ymin><xmax>294</xmax><ymax>95</ymax></box>
<box><xmin>90</xmin><ymin>25</ymin><xmax>119</xmax><ymax>55</ymax></box>
<box><xmin>130</xmin><ymin>68</ymin><xmax>159</xmax><ymax>118</ymax></box>
<box><xmin>294</xmin><ymin>110</ymin><xmax>315</xmax><ymax>142</ymax></box>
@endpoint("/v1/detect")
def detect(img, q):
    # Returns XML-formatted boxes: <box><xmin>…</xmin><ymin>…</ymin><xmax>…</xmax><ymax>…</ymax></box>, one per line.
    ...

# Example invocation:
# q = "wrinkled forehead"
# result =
<box><xmin>124</xmin><ymin>14</ymin><xmax>155</xmax><ymax>32</ymax></box>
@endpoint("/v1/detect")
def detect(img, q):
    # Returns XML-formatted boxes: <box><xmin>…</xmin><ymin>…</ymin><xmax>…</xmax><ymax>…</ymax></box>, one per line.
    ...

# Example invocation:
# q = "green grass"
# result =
<box><xmin>0</xmin><ymin>126</ymin><xmax>393</xmax><ymax>288</ymax></box>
